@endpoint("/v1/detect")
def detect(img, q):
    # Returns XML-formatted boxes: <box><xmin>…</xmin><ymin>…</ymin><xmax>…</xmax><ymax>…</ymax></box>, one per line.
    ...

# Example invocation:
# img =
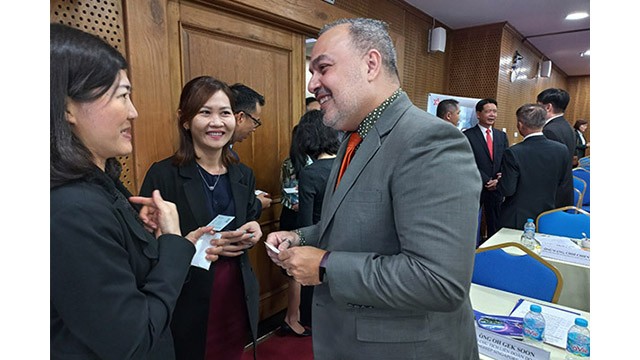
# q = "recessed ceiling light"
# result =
<box><xmin>580</xmin><ymin>49</ymin><xmax>591</xmax><ymax>57</ymax></box>
<box><xmin>566</xmin><ymin>12</ymin><xmax>589</xmax><ymax>20</ymax></box>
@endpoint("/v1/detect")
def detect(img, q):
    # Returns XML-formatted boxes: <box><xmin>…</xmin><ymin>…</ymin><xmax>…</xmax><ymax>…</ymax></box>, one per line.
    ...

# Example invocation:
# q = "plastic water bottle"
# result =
<box><xmin>520</xmin><ymin>218</ymin><xmax>541</xmax><ymax>254</ymax></box>
<box><xmin>523</xmin><ymin>304</ymin><xmax>545</xmax><ymax>348</ymax></box>
<box><xmin>565</xmin><ymin>318</ymin><xmax>590</xmax><ymax>359</ymax></box>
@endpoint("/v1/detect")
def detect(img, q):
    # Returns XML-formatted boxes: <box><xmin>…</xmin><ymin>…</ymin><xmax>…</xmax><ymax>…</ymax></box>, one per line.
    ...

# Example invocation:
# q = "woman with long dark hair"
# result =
<box><xmin>50</xmin><ymin>23</ymin><xmax>217</xmax><ymax>359</ymax></box>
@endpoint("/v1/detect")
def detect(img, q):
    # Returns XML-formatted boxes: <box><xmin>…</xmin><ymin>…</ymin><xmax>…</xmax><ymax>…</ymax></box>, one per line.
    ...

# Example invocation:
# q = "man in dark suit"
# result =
<box><xmin>229</xmin><ymin>83</ymin><xmax>272</xmax><ymax>210</ymax></box>
<box><xmin>537</xmin><ymin>88</ymin><xmax>575</xmax><ymax>207</ymax></box>
<box><xmin>265</xmin><ymin>18</ymin><xmax>481</xmax><ymax>359</ymax></box>
<box><xmin>499</xmin><ymin>104</ymin><xmax>571</xmax><ymax>229</ymax></box>
<box><xmin>464</xmin><ymin>98</ymin><xmax>508</xmax><ymax>239</ymax></box>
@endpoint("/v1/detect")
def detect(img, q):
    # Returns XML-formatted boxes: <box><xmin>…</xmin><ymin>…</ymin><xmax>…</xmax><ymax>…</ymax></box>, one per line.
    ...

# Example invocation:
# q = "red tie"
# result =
<box><xmin>486</xmin><ymin>128</ymin><xmax>493</xmax><ymax>161</ymax></box>
<box><xmin>335</xmin><ymin>132</ymin><xmax>362</xmax><ymax>189</ymax></box>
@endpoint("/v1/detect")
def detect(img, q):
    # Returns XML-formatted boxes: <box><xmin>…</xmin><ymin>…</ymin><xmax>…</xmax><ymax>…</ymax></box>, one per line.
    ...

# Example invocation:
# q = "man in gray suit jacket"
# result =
<box><xmin>266</xmin><ymin>18</ymin><xmax>481</xmax><ymax>359</ymax></box>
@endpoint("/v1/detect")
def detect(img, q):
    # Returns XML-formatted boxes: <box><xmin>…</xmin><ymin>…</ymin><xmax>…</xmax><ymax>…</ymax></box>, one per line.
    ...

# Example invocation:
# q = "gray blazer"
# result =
<box><xmin>301</xmin><ymin>93</ymin><xmax>482</xmax><ymax>359</ymax></box>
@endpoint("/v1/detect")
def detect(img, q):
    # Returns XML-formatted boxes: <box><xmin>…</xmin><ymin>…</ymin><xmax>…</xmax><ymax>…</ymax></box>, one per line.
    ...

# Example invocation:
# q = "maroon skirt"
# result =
<box><xmin>204</xmin><ymin>256</ymin><xmax>249</xmax><ymax>360</ymax></box>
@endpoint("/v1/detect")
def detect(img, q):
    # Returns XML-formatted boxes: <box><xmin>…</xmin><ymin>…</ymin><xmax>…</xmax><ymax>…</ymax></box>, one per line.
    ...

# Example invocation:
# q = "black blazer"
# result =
<box><xmin>139</xmin><ymin>157</ymin><xmax>261</xmax><ymax>360</ymax></box>
<box><xmin>498</xmin><ymin>135</ymin><xmax>571</xmax><ymax>229</ymax></box>
<box><xmin>51</xmin><ymin>169</ymin><xmax>195</xmax><ymax>360</ymax></box>
<box><xmin>543</xmin><ymin>115</ymin><xmax>576</xmax><ymax>207</ymax></box>
<box><xmin>464</xmin><ymin>125</ymin><xmax>508</xmax><ymax>187</ymax></box>
<box><xmin>575</xmin><ymin>129</ymin><xmax>588</xmax><ymax>158</ymax></box>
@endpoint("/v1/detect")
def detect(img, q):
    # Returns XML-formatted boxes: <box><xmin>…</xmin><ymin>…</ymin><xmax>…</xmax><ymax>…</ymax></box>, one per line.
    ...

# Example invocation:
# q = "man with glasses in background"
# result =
<box><xmin>230</xmin><ymin>83</ymin><xmax>272</xmax><ymax>210</ymax></box>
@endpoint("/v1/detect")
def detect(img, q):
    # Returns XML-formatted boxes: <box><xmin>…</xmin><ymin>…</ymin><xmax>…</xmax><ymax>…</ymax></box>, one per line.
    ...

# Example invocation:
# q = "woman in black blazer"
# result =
<box><xmin>50</xmin><ymin>24</ymin><xmax>216</xmax><ymax>360</ymax></box>
<box><xmin>140</xmin><ymin>76</ymin><xmax>262</xmax><ymax>360</ymax></box>
<box><xmin>573</xmin><ymin>119</ymin><xmax>590</xmax><ymax>159</ymax></box>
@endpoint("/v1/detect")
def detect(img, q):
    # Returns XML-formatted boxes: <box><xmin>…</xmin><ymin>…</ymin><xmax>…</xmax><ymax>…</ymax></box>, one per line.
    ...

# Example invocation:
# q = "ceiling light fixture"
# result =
<box><xmin>579</xmin><ymin>49</ymin><xmax>591</xmax><ymax>57</ymax></box>
<box><xmin>566</xmin><ymin>12</ymin><xmax>589</xmax><ymax>20</ymax></box>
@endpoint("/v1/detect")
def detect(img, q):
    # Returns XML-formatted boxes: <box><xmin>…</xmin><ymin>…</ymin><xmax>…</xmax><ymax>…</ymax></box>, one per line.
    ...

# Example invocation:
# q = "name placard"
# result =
<box><xmin>537</xmin><ymin>234</ymin><xmax>590</xmax><ymax>266</ymax></box>
<box><xmin>477</xmin><ymin>326</ymin><xmax>550</xmax><ymax>360</ymax></box>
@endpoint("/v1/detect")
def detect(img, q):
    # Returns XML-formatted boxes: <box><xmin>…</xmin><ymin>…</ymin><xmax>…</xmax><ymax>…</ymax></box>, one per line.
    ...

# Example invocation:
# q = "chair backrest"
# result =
<box><xmin>472</xmin><ymin>242</ymin><xmax>563</xmax><ymax>303</ymax></box>
<box><xmin>572</xmin><ymin>167</ymin><xmax>590</xmax><ymax>205</ymax></box>
<box><xmin>536</xmin><ymin>206</ymin><xmax>590</xmax><ymax>239</ymax></box>
<box><xmin>573</xmin><ymin>176</ymin><xmax>586</xmax><ymax>209</ymax></box>
<box><xmin>572</xmin><ymin>188</ymin><xmax>583</xmax><ymax>209</ymax></box>
<box><xmin>578</xmin><ymin>156</ymin><xmax>590</xmax><ymax>169</ymax></box>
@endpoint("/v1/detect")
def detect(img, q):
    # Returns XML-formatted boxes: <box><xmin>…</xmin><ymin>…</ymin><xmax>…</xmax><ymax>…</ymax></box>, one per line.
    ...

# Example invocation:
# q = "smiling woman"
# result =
<box><xmin>139</xmin><ymin>76</ymin><xmax>264</xmax><ymax>360</ymax></box>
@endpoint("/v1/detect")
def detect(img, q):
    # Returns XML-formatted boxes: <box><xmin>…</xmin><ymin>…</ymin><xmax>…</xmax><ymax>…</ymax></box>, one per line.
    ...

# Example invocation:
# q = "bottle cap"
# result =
<box><xmin>530</xmin><ymin>304</ymin><xmax>542</xmax><ymax>313</ymax></box>
<box><xmin>527</xmin><ymin>218</ymin><xmax>534</xmax><ymax>222</ymax></box>
<box><xmin>575</xmin><ymin>318</ymin><xmax>588</xmax><ymax>327</ymax></box>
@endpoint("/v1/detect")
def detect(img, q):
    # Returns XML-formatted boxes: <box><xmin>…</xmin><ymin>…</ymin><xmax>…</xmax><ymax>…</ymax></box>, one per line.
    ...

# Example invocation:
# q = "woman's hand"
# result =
<box><xmin>216</xmin><ymin>221</ymin><xmax>262</xmax><ymax>257</ymax></box>
<box><xmin>129</xmin><ymin>190</ymin><xmax>180</xmax><ymax>238</ymax></box>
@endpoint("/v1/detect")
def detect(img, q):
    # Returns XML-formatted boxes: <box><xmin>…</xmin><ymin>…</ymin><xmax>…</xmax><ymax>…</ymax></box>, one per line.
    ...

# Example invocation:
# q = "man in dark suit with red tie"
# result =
<box><xmin>464</xmin><ymin>98</ymin><xmax>508</xmax><ymax>240</ymax></box>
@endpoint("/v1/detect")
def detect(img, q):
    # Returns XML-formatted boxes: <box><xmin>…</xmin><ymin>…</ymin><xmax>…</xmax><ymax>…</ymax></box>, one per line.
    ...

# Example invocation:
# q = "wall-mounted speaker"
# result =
<box><xmin>429</xmin><ymin>27</ymin><xmax>446</xmax><ymax>53</ymax></box>
<box><xmin>540</xmin><ymin>60</ymin><xmax>552</xmax><ymax>78</ymax></box>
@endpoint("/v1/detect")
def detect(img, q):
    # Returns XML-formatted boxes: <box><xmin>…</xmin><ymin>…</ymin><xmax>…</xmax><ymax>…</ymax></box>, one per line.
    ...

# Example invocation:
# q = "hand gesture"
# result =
<box><xmin>129</xmin><ymin>190</ymin><xmax>180</xmax><ymax>238</ymax></box>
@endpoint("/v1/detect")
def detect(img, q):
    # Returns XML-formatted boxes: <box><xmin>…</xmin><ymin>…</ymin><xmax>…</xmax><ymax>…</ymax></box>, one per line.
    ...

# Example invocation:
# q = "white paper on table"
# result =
<box><xmin>190</xmin><ymin>215</ymin><xmax>235</xmax><ymax>270</ymax></box>
<box><xmin>510</xmin><ymin>299</ymin><xmax>583</xmax><ymax>348</ymax></box>
<box><xmin>537</xmin><ymin>234</ymin><xmax>590</xmax><ymax>266</ymax></box>
<box><xmin>283</xmin><ymin>187</ymin><xmax>298</xmax><ymax>194</ymax></box>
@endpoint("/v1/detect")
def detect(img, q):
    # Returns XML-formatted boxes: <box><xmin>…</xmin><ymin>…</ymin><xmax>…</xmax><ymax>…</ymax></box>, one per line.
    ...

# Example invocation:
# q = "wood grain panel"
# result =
<box><xmin>123</xmin><ymin>0</ymin><xmax>178</xmax><ymax>194</ymax></box>
<box><xmin>50</xmin><ymin>0</ymin><xmax>136</xmax><ymax>193</ymax></box>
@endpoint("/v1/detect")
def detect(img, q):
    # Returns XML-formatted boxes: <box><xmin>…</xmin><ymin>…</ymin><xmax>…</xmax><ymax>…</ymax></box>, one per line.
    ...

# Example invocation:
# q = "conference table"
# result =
<box><xmin>480</xmin><ymin>228</ymin><xmax>590</xmax><ymax>311</ymax></box>
<box><xmin>470</xmin><ymin>283</ymin><xmax>590</xmax><ymax>360</ymax></box>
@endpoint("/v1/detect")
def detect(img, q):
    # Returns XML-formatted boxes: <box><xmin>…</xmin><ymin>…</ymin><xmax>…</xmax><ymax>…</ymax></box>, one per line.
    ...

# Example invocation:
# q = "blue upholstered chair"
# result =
<box><xmin>472</xmin><ymin>242</ymin><xmax>563</xmax><ymax>303</ymax></box>
<box><xmin>578</xmin><ymin>156</ymin><xmax>590</xmax><ymax>170</ymax></box>
<box><xmin>536</xmin><ymin>206</ymin><xmax>590</xmax><ymax>239</ymax></box>
<box><xmin>572</xmin><ymin>167</ymin><xmax>590</xmax><ymax>212</ymax></box>
<box><xmin>573</xmin><ymin>176</ymin><xmax>587</xmax><ymax>209</ymax></box>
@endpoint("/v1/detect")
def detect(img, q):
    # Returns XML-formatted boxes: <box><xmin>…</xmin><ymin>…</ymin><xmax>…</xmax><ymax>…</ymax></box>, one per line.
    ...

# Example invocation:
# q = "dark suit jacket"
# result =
<box><xmin>543</xmin><ymin>115</ymin><xmax>576</xmax><ymax>206</ymax></box>
<box><xmin>51</xmin><ymin>169</ymin><xmax>195</xmax><ymax>360</ymax></box>
<box><xmin>139</xmin><ymin>157</ymin><xmax>261</xmax><ymax>360</ymax></box>
<box><xmin>301</xmin><ymin>93</ymin><xmax>481</xmax><ymax>359</ymax></box>
<box><xmin>498</xmin><ymin>135</ymin><xmax>571</xmax><ymax>229</ymax></box>
<box><xmin>464</xmin><ymin>125</ymin><xmax>508</xmax><ymax>188</ymax></box>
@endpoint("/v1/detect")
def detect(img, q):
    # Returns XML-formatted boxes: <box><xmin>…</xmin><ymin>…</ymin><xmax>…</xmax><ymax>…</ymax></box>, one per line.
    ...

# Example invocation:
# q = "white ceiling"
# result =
<box><xmin>403</xmin><ymin>0</ymin><xmax>590</xmax><ymax>76</ymax></box>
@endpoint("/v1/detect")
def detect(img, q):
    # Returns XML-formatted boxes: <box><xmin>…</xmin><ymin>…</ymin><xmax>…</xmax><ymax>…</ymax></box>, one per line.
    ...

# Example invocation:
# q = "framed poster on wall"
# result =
<box><xmin>427</xmin><ymin>93</ymin><xmax>482</xmax><ymax>131</ymax></box>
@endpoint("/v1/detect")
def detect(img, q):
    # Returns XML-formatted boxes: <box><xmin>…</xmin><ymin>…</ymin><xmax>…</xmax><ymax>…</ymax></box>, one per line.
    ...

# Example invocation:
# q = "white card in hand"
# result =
<box><xmin>190</xmin><ymin>215</ymin><xmax>235</xmax><ymax>270</ymax></box>
<box><xmin>207</xmin><ymin>214</ymin><xmax>234</xmax><ymax>231</ymax></box>
<box><xmin>191</xmin><ymin>232</ymin><xmax>221</xmax><ymax>270</ymax></box>
<box><xmin>265</xmin><ymin>241</ymin><xmax>280</xmax><ymax>254</ymax></box>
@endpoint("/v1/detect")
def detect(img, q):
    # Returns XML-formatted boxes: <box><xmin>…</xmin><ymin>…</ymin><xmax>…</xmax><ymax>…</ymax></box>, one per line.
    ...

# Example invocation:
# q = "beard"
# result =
<box><xmin>320</xmin><ymin>69</ymin><xmax>366</xmax><ymax>132</ymax></box>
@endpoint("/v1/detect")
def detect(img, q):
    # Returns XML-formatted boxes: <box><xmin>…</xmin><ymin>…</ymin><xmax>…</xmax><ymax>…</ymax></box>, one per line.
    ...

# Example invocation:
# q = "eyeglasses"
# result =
<box><xmin>243</xmin><ymin>111</ymin><xmax>262</xmax><ymax>128</ymax></box>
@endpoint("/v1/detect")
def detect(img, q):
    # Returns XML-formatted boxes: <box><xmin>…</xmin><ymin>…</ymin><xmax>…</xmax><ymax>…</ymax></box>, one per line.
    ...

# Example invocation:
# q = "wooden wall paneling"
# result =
<box><xmin>448</xmin><ymin>23</ymin><xmax>503</xmax><ymax>100</ymax></box>
<box><xmin>497</xmin><ymin>25</ymin><xmax>569</xmax><ymax>146</ymax></box>
<box><xmin>196</xmin><ymin>0</ymin><xmax>353</xmax><ymax>35</ymax></box>
<box><xmin>51</xmin><ymin>0</ymin><xmax>137</xmax><ymax>193</ymax></box>
<box><xmin>566</xmin><ymin>76</ymin><xmax>590</xmax><ymax>154</ymax></box>
<box><xmin>123</xmin><ymin>0</ymin><xmax>178</xmax><ymax>194</ymax></box>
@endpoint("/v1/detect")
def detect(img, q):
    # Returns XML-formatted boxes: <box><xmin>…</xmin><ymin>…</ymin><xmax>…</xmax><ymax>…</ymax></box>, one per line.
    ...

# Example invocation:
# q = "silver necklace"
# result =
<box><xmin>197</xmin><ymin>165</ymin><xmax>221</xmax><ymax>191</ymax></box>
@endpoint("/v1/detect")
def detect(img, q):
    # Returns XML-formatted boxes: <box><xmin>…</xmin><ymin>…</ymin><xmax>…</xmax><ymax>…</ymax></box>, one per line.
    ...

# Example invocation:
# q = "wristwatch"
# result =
<box><xmin>319</xmin><ymin>251</ymin><xmax>331</xmax><ymax>282</ymax></box>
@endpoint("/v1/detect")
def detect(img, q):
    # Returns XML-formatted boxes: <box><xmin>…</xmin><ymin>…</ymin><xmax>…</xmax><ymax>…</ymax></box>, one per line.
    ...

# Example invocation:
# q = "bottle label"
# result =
<box><xmin>566</xmin><ymin>332</ymin><xmax>590</xmax><ymax>356</ymax></box>
<box><xmin>523</xmin><ymin>326</ymin><xmax>544</xmax><ymax>342</ymax></box>
<box><xmin>523</xmin><ymin>317</ymin><xmax>544</xmax><ymax>342</ymax></box>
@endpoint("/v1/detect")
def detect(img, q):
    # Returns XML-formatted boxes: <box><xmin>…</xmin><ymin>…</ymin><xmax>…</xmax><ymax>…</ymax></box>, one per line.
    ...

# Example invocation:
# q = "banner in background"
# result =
<box><xmin>426</xmin><ymin>93</ymin><xmax>482</xmax><ymax>131</ymax></box>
